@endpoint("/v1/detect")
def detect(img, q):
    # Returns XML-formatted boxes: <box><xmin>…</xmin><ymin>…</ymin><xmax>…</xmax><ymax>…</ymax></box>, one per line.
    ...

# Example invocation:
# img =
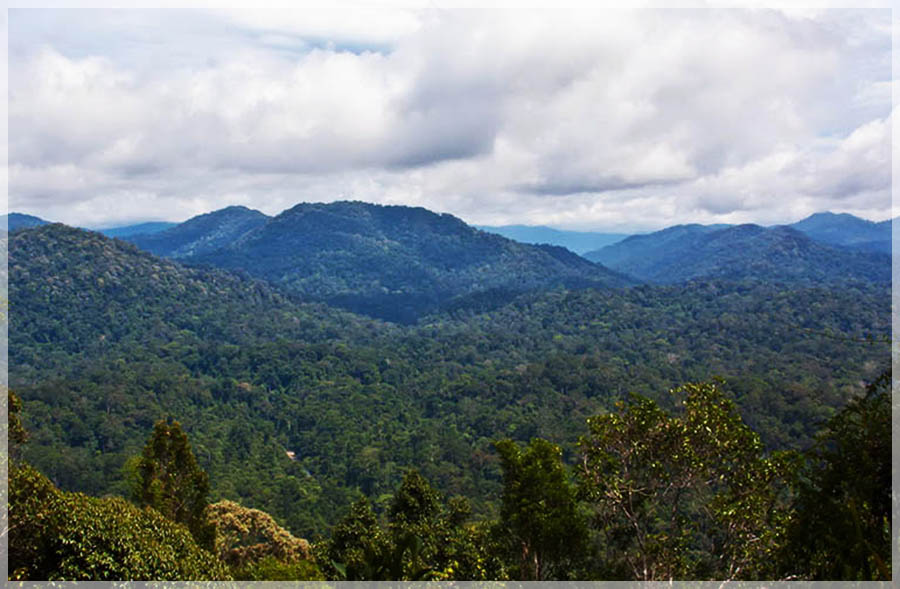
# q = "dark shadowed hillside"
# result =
<box><xmin>141</xmin><ymin>201</ymin><xmax>632</xmax><ymax>322</ymax></box>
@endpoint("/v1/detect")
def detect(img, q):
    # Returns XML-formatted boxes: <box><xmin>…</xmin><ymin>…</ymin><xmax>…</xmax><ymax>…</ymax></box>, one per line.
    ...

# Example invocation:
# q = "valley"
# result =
<box><xmin>7</xmin><ymin>205</ymin><xmax>890</xmax><ymax>574</ymax></box>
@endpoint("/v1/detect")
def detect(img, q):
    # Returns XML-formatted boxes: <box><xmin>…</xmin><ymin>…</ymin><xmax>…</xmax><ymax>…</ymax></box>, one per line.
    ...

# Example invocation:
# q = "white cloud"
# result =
<box><xmin>8</xmin><ymin>6</ymin><xmax>893</xmax><ymax>230</ymax></box>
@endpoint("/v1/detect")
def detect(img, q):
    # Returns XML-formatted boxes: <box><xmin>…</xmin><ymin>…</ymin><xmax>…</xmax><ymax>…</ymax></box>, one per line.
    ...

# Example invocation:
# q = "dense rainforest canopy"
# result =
<box><xmin>5</xmin><ymin>218</ymin><xmax>891</xmax><ymax>580</ymax></box>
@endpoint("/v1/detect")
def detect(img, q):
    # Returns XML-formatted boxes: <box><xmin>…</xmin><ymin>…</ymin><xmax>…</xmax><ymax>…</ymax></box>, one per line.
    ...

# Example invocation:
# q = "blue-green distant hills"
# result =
<box><xmin>96</xmin><ymin>222</ymin><xmax>178</xmax><ymax>238</ymax></box>
<box><xmin>3</xmin><ymin>213</ymin><xmax>50</xmax><ymax>232</ymax></box>
<box><xmin>584</xmin><ymin>217</ymin><xmax>890</xmax><ymax>284</ymax></box>
<box><xmin>789</xmin><ymin>211</ymin><xmax>891</xmax><ymax>254</ymax></box>
<box><xmin>8</xmin><ymin>206</ymin><xmax>890</xmax><ymax>315</ymax></box>
<box><xmin>476</xmin><ymin>225</ymin><xmax>629</xmax><ymax>254</ymax></box>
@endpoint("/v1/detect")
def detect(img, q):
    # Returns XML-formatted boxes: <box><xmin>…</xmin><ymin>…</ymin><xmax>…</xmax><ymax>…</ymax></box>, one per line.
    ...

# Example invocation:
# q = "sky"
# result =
<box><xmin>6</xmin><ymin>4</ymin><xmax>896</xmax><ymax>232</ymax></box>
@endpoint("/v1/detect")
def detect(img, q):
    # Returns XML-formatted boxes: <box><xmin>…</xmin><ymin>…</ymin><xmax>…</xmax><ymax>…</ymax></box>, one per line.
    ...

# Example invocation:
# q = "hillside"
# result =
<box><xmin>9</xmin><ymin>224</ymin><xmax>384</xmax><ymax>380</ymax></box>
<box><xmin>128</xmin><ymin>206</ymin><xmax>270</xmax><ymax>258</ymax></box>
<box><xmin>789</xmin><ymin>212</ymin><xmax>891</xmax><ymax>254</ymax></box>
<box><xmin>583</xmin><ymin>224</ymin><xmax>726</xmax><ymax>269</ymax></box>
<box><xmin>9</xmin><ymin>223</ymin><xmax>889</xmax><ymax>540</ymax></box>
<box><xmin>585</xmin><ymin>223</ymin><xmax>890</xmax><ymax>284</ymax></box>
<box><xmin>96</xmin><ymin>221</ymin><xmax>178</xmax><ymax>238</ymax></box>
<box><xmin>476</xmin><ymin>225</ymin><xmax>629</xmax><ymax>254</ymax></box>
<box><xmin>144</xmin><ymin>201</ymin><xmax>632</xmax><ymax>323</ymax></box>
<box><xmin>4</xmin><ymin>212</ymin><xmax>50</xmax><ymax>232</ymax></box>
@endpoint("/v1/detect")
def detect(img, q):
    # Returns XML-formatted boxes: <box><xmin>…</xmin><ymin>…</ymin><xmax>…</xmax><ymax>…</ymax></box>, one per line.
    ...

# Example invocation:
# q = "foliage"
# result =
<box><xmin>8</xmin><ymin>461</ymin><xmax>229</xmax><ymax>580</ymax></box>
<box><xmin>230</xmin><ymin>555</ymin><xmax>325</xmax><ymax>581</ymax></box>
<box><xmin>317</xmin><ymin>496</ymin><xmax>392</xmax><ymax>580</ymax></box>
<box><xmin>9</xmin><ymin>390</ymin><xmax>28</xmax><ymax>446</ymax></box>
<box><xmin>387</xmin><ymin>469</ymin><xmax>506</xmax><ymax>580</ymax></box>
<box><xmin>9</xmin><ymin>224</ymin><xmax>890</xmax><ymax>541</ymax></box>
<box><xmin>207</xmin><ymin>499</ymin><xmax>312</xmax><ymax>569</ymax></box>
<box><xmin>319</xmin><ymin>471</ymin><xmax>505</xmax><ymax>580</ymax></box>
<box><xmin>494</xmin><ymin>438</ymin><xmax>587</xmax><ymax>580</ymax></box>
<box><xmin>577</xmin><ymin>382</ymin><xmax>799</xmax><ymax>580</ymax></box>
<box><xmin>135</xmin><ymin>418</ymin><xmax>216</xmax><ymax>550</ymax></box>
<box><xmin>782</xmin><ymin>369</ymin><xmax>891</xmax><ymax>580</ymax></box>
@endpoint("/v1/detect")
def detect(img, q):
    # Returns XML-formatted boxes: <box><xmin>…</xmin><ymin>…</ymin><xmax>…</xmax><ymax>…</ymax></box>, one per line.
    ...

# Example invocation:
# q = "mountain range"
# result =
<box><xmin>8</xmin><ymin>220</ymin><xmax>890</xmax><ymax>541</ymax></box>
<box><xmin>122</xmin><ymin>201</ymin><xmax>631</xmax><ymax>322</ymax></box>
<box><xmin>7</xmin><ymin>206</ymin><xmax>891</xmax><ymax>322</ymax></box>
<box><xmin>790</xmin><ymin>211</ymin><xmax>891</xmax><ymax>254</ymax></box>
<box><xmin>585</xmin><ymin>222</ymin><xmax>890</xmax><ymax>285</ymax></box>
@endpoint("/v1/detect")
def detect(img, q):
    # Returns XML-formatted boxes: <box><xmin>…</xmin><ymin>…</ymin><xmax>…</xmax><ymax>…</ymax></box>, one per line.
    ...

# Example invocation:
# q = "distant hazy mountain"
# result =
<box><xmin>583</xmin><ymin>224</ymin><xmax>730</xmax><ymax>268</ymax></box>
<box><xmin>96</xmin><ymin>222</ymin><xmax>177</xmax><ymax>239</ymax></box>
<box><xmin>127</xmin><ymin>206</ymin><xmax>270</xmax><ymax>258</ymax></box>
<box><xmin>789</xmin><ymin>212</ymin><xmax>891</xmax><ymax>254</ymax></box>
<box><xmin>476</xmin><ymin>225</ymin><xmax>629</xmax><ymax>254</ymax></box>
<box><xmin>585</xmin><ymin>223</ymin><xmax>889</xmax><ymax>285</ymax></box>
<box><xmin>4</xmin><ymin>213</ymin><xmax>50</xmax><ymax>232</ymax></box>
<box><xmin>135</xmin><ymin>201</ymin><xmax>631</xmax><ymax>323</ymax></box>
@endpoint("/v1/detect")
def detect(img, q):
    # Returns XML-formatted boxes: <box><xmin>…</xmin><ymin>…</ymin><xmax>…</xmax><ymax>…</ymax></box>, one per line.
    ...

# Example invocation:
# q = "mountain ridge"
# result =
<box><xmin>129</xmin><ymin>206</ymin><xmax>271</xmax><ymax>259</ymax></box>
<box><xmin>126</xmin><ymin>200</ymin><xmax>632</xmax><ymax>323</ymax></box>
<box><xmin>585</xmin><ymin>222</ymin><xmax>889</xmax><ymax>284</ymax></box>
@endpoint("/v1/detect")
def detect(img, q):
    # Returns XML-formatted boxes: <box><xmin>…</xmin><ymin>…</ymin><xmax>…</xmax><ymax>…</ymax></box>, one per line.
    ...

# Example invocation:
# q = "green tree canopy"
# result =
<box><xmin>494</xmin><ymin>437</ymin><xmax>588</xmax><ymax>580</ymax></box>
<box><xmin>135</xmin><ymin>418</ymin><xmax>215</xmax><ymax>550</ymax></box>
<box><xmin>577</xmin><ymin>382</ymin><xmax>798</xmax><ymax>580</ymax></box>
<box><xmin>9</xmin><ymin>462</ymin><xmax>229</xmax><ymax>580</ymax></box>
<box><xmin>782</xmin><ymin>369</ymin><xmax>891</xmax><ymax>580</ymax></box>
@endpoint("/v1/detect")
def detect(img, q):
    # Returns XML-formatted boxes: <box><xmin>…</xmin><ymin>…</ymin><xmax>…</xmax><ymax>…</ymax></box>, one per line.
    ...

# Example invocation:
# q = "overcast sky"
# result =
<box><xmin>7</xmin><ymin>4</ymin><xmax>895</xmax><ymax>232</ymax></box>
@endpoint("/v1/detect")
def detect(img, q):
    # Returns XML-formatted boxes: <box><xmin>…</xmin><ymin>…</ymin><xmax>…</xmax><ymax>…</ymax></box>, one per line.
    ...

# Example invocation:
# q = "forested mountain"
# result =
<box><xmin>476</xmin><ymin>225</ymin><xmax>629</xmax><ymax>254</ymax></box>
<box><xmin>4</xmin><ymin>212</ymin><xmax>50</xmax><ymax>232</ymax></box>
<box><xmin>10</xmin><ymin>224</ymin><xmax>386</xmax><ymax>379</ymax></box>
<box><xmin>585</xmin><ymin>223</ymin><xmax>890</xmax><ymax>284</ymax></box>
<box><xmin>132</xmin><ymin>201</ymin><xmax>631</xmax><ymax>323</ymax></box>
<box><xmin>788</xmin><ymin>212</ymin><xmax>891</xmax><ymax>254</ymax></box>
<box><xmin>128</xmin><ymin>206</ymin><xmax>270</xmax><ymax>259</ymax></box>
<box><xmin>9</xmin><ymin>223</ymin><xmax>889</xmax><ymax>548</ymax></box>
<box><xmin>96</xmin><ymin>221</ymin><xmax>178</xmax><ymax>238</ymax></box>
<box><xmin>583</xmin><ymin>224</ymin><xmax>726</xmax><ymax>268</ymax></box>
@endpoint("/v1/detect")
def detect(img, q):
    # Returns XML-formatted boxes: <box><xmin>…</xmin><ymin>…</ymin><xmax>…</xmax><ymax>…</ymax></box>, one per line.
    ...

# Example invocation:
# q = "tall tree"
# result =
<box><xmin>318</xmin><ymin>496</ymin><xmax>393</xmax><ymax>580</ymax></box>
<box><xmin>782</xmin><ymin>369</ymin><xmax>891</xmax><ymax>580</ymax></box>
<box><xmin>135</xmin><ymin>418</ymin><xmax>215</xmax><ymax>551</ymax></box>
<box><xmin>577</xmin><ymin>382</ymin><xmax>798</xmax><ymax>580</ymax></box>
<box><xmin>206</xmin><ymin>499</ymin><xmax>322</xmax><ymax>580</ymax></box>
<box><xmin>494</xmin><ymin>438</ymin><xmax>588</xmax><ymax>580</ymax></box>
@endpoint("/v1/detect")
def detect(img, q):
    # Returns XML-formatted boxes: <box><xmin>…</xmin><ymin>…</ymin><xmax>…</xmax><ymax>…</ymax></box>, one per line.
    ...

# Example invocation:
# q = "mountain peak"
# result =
<box><xmin>4</xmin><ymin>212</ymin><xmax>51</xmax><ymax>232</ymax></box>
<box><xmin>789</xmin><ymin>211</ymin><xmax>889</xmax><ymax>253</ymax></box>
<box><xmin>126</xmin><ymin>205</ymin><xmax>270</xmax><ymax>259</ymax></box>
<box><xmin>586</xmin><ymin>221</ymin><xmax>888</xmax><ymax>285</ymax></box>
<box><xmin>129</xmin><ymin>200</ymin><xmax>630</xmax><ymax>322</ymax></box>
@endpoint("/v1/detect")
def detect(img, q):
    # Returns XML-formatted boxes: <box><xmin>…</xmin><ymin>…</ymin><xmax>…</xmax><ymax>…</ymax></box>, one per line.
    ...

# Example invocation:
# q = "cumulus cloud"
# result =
<box><xmin>7</xmin><ymin>6</ymin><xmax>893</xmax><ymax>230</ymax></box>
